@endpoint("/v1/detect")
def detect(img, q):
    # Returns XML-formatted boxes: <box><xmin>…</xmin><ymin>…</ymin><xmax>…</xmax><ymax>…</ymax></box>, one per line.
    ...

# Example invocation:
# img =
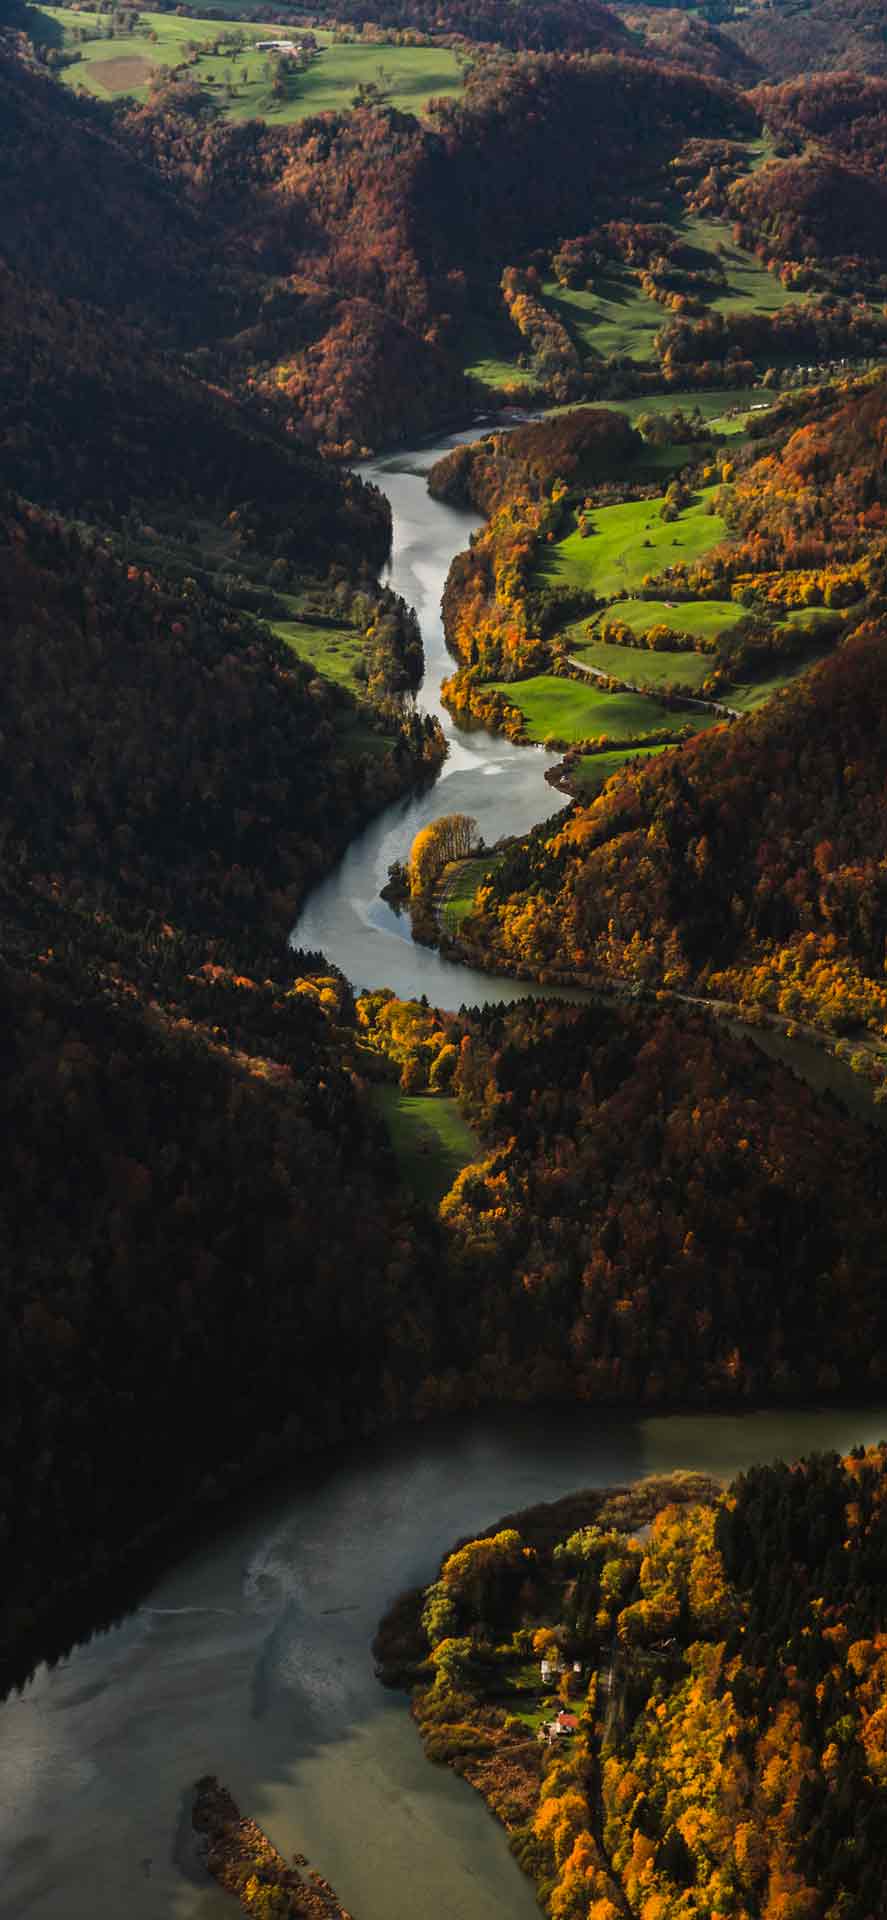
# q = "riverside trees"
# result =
<box><xmin>409</xmin><ymin>813</ymin><xmax>480</xmax><ymax>899</ymax></box>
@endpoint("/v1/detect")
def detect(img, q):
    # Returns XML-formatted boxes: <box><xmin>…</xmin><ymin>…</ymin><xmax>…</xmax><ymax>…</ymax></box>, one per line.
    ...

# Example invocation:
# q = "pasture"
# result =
<box><xmin>570</xmin><ymin>744</ymin><xmax>670</xmax><ymax>797</ymax></box>
<box><xmin>593</xmin><ymin>596</ymin><xmax>744</xmax><ymax>643</ymax></box>
<box><xmin>274</xmin><ymin>613</ymin><xmax>366</xmax><ymax>690</ymax></box>
<box><xmin>35</xmin><ymin>8</ymin><xmax>464</xmax><ymax>118</ymax></box>
<box><xmin>537</xmin><ymin>487</ymin><xmax>729</xmax><ymax>599</ymax></box>
<box><xmin>487</xmin><ymin>673</ymin><xmax>717</xmax><ymax>747</ymax></box>
<box><xmin>729</xmin><ymin>650</ymin><xmax>834</xmax><ymax>713</ymax></box>
<box><xmin>614</xmin><ymin>389</ymin><xmax>770</xmax><ymax>428</ymax></box>
<box><xmin>542</xmin><ymin>269</ymin><xmax>662</xmax><ymax>366</ymax></box>
<box><xmin>372</xmin><ymin>1088</ymin><xmax>477</xmax><ymax>1207</ymax></box>
<box><xmin>566</xmin><ymin>636</ymin><xmax>715</xmax><ymax>694</ymax></box>
<box><xmin>438</xmin><ymin>855</ymin><xmax>502</xmax><ymax>933</ymax></box>
<box><xmin>681</xmin><ymin>214</ymin><xmax>797</xmax><ymax>321</ymax></box>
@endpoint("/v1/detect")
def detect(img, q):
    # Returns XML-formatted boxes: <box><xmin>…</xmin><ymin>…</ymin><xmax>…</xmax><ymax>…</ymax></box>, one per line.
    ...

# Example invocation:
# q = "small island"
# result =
<box><xmin>192</xmin><ymin>1777</ymin><xmax>355</xmax><ymax>1919</ymax></box>
<box><xmin>376</xmin><ymin>1450</ymin><xmax>887</xmax><ymax>1918</ymax></box>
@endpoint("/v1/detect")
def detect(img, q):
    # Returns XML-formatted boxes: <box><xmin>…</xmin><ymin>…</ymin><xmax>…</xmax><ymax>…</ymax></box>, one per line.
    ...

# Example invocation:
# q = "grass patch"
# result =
<box><xmin>570</xmin><ymin>744</ymin><xmax>670</xmax><ymax>796</ymax></box>
<box><xmin>613</xmin><ymin>389</ymin><xmax>769</xmax><ymax>427</ymax></box>
<box><xmin>462</xmin><ymin>316</ymin><xmax>543</xmax><ymax>393</ymax></box>
<box><xmin>586</xmin><ymin>597</ymin><xmax>745</xmax><ymax>644</ymax></box>
<box><xmin>36</xmin><ymin>9</ymin><xmax>464</xmax><ymax>118</ymax></box>
<box><xmin>487</xmin><ymin>674</ymin><xmax>718</xmax><ymax>746</ymax></box>
<box><xmin>783</xmin><ymin>605</ymin><xmax>846</xmax><ymax>635</ymax></box>
<box><xmin>567</xmin><ymin>637</ymin><xmax>715</xmax><ymax>693</ymax></box>
<box><xmin>538</xmin><ymin>196</ymin><xmax>796</xmax><ymax>375</ymax></box>
<box><xmin>729</xmin><ymin>650</ymin><xmax>833</xmax><ymax>713</ymax></box>
<box><xmin>373</xmin><ymin>1087</ymin><xmax>478</xmax><ymax>1207</ymax></box>
<box><xmin>541</xmin><ymin>269</ymin><xmax>663</xmax><ymax>365</ymax></box>
<box><xmin>336</xmin><ymin>714</ymin><xmax>394</xmax><ymax>759</ymax></box>
<box><xmin>438</xmin><ymin>855</ymin><xmax>503</xmax><ymax>932</ymax></box>
<box><xmin>679</xmin><ymin>214</ymin><xmax>797</xmax><ymax>321</ymax></box>
<box><xmin>538</xmin><ymin>486</ymin><xmax>728</xmax><ymax>599</ymax></box>
<box><xmin>274</xmin><ymin>615</ymin><xmax>365</xmax><ymax>690</ymax></box>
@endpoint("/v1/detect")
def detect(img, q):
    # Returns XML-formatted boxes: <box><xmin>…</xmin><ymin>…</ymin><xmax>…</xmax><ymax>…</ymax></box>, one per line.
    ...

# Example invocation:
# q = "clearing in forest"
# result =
<box><xmin>537</xmin><ymin>486</ymin><xmax>729</xmax><ymax>599</ymax></box>
<box><xmin>274</xmin><ymin>615</ymin><xmax>366</xmax><ymax>690</ymax></box>
<box><xmin>567</xmin><ymin>744</ymin><xmax>670</xmax><ymax>796</ymax></box>
<box><xmin>372</xmin><ymin>1088</ymin><xmax>478</xmax><ymax>1207</ymax></box>
<box><xmin>438</xmin><ymin>855</ymin><xmax>503</xmax><ymax>933</ymax></box>
<box><xmin>487</xmin><ymin>674</ymin><xmax>720</xmax><ymax>746</ymax></box>
<box><xmin>34</xmin><ymin>7</ymin><xmax>463</xmax><ymax>119</ymax></box>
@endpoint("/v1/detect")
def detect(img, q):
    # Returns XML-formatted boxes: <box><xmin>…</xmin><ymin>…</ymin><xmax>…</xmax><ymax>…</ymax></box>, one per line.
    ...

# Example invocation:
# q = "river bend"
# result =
<box><xmin>3</xmin><ymin>433</ymin><xmax>886</xmax><ymax>1920</ymax></box>
<box><xmin>290</xmin><ymin>429</ymin><xmax>572</xmax><ymax>1003</ymax></box>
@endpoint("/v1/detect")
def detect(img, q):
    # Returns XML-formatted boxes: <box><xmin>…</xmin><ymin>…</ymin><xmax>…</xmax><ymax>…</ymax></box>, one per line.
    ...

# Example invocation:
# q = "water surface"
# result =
<box><xmin>4</xmin><ymin>1402</ymin><xmax>887</xmax><ymax>1919</ymax></box>
<box><xmin>291</xmin><ymin>431</ymin><xmax>571</xmax><ymax>1003</ymax></box>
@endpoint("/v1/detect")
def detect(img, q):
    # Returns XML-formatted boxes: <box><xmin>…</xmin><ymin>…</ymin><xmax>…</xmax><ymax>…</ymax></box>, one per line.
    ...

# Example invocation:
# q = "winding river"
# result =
<box><xmin>3</xmin><ymin>431</ymin><xmax>886</xmax><ymax>1920</ymax></box>
<box><xmin>291</xmin><ymin>428</ymin><xmax>573</xmax><ymax>1003</ymax></box>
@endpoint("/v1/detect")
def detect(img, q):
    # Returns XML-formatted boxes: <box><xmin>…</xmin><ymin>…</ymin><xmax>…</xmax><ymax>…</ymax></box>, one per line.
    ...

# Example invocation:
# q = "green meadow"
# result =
<box><xmin>590</xmin><ymin>597</ymin><xmax>744</xmax><ymax>644</ymax></box>
<box><xmin>36</xmin><ymin>8</ymin><xmax>464</xmax><ymax>118</ymax></box>
<box><xmin>274</xmin><ymin>614</ymin><xmax>366</xmax><ymax>690</ymax></box>
<box><xmin>566</xmin><ymin>637</ymin><xmax>714</xmax><ymax>694</ymax></box>
<box><xmin>680</xmin><ymin>214</ymin><xmax>797</xmax><ymax>321</ymax></box>
<box><xmin>614</xmin><ymin>390</ymin><xmax>770</xmax><ymax>428</ymax></box>
<box><xmin>542</xmin><ymin>269</ymin><xmax>663</xmax><ymax>366</ymax></box>
<box><xmin>373</xmin><ymin>1088</ymin><xmax>477</xmax><ymax>1207</ymax></box>
<box><xmin>537</xmin><ymin>487</ymin><xmax>729</xmax><ymax>599</ymax></box>
<box><xmin>570</xmin><ymin>744</ymin><xmax>670</xmax><ymax>796</ymax></box>
<box><xmin>537</xmin><ymin>190</ymin><xmax>798</xmax><ymax>373</ymax></box>
<box><xmin>438</xmin><ymin>855</ymin><xmax>502</xmax><ymax>933</ymax></box>
<box><xmin>488</xmin><ymin>674</ymin><xmax>718</xmax><ymax>747</ymax></box>
<box><xmin>729</xmin><ymin>650</ymin><xmax>835</xmax><ymax>713</ymax></box>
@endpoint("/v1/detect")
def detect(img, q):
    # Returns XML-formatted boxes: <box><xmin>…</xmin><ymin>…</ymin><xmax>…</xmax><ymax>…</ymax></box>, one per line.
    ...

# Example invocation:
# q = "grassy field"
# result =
<box><xmin>570</xmin><ymin>744</ymin><xmax>670</xmax><ymax>796</ymax></box>
<box><xmin>488</xmin><ymin>673</ymin><xmax>718</xmax><ymax>746</ymax></box>
<box><xmin>567</xmin><ymin>636</ymin><xmax>715</xmax><ymax>693</ymax></box>
<box><xmin>462</xmin><ymin>316</ymin><xmax>544</xmax><ymax>394</ymax></box>
<box><xmin>274</xmin><ymin>614</ymin><xmax>366</xmax><ymax>690</ymax></box>
<box><xmin>589</xmin><ymin>597</ymin><xmax>744</xmax><ymax>644</ymax></box>
<box><xmin>537</xmin><ymin>487</ymin><xmax>728</xmax><ymax>599</ymax></box>
<box><xmin>438</xmin><ymin>855</ymin><xmax>502</xmax><ymax>933</ymax></box>
<box><xmin>536</xmin><ymin>187</ymin><xmax>797</xmax><ymax>372</ymax></box>
<box><xmin>729</xmin><ymin>650</ymin><xmax>833</xmax><ymax>713</ymax></box>
<box><xmin>613</xmin><ymin>389</ymin><xmax>769</xmax><ymax>428</ymax></box>
<box><xmin>542</xmin><ymin>269</ymin><xmax>663</xmax><ymax>365</ymax></box>
<box><xmin>372</xmin><ymin>1087</ymin><xmax>477</xmax><ymax>1207</ymax></box>
<box><xmin>680</xmin><ymin>214</ymin><xmax>796</xmax><ymax>321</ymax></box>
<box><xmin>36</xmin><ymin>8</ymin><xmax>464</xmax><ymax>118</ymax></box>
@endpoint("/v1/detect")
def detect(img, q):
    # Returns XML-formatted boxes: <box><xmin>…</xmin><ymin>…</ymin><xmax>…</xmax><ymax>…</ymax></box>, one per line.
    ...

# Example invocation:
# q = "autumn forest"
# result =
<box><xmin>4</xmin><ymin>0</ymin><xmax>887</xmax><ymax>1910</ymax></box>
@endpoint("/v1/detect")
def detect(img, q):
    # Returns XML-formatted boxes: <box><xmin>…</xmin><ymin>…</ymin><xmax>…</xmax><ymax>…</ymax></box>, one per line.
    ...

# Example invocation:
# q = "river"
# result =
<box><xmin>3</xmin><ymin>431</ymin><xmax>886</xmax><ymax>1918</ymax></box>
<box><xmin>290</xmin><ymin>428</ymin><xmax>573</xmax><ymax>1004</ymax></box>
<box><xmin>4</xmin><ymin>1403</ymin><xmax>887</xmax><ymax>1920</ymax></box>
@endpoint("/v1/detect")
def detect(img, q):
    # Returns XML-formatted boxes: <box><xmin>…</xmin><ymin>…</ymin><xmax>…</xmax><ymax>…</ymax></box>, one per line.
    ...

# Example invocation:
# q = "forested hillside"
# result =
<box><xmin>438</xmin><ymin>375</ymin><xmax>887</xmax><ymax>1058</ymax></box>
<box><xmin>6</xmin><ymin>0</ymin><xmax>887</xmax><ymax>1702</ymax></box>
<box><xmin>0</xmin><ymin>914</ymin><xmax>444</xmax><ymax>1667</ymax></box>
<box><xmin>310</xmin><ymin>0</ymin><xmax>633</xmax><ymax>52</ymax></box>
<box><xmin>378</xmin><ymin>1445</ymin><xmax>887</xmax><ymax>1920</ymax></box>
<box><xmin>0</xmin><ymin>497</ymin><xmax>441</xmax><ymax>939</ymax></box>
<box><xmin>725</xmin><ymin>0</ymin><xmax>887</xmax><ymax>80</ymax></box>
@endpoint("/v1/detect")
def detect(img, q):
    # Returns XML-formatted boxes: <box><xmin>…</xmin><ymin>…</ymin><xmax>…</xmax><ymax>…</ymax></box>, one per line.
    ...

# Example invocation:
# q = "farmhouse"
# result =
<box><xmin>538</xmin><ymin>1709</ymin><xmax>580</xmax><ymax>1747</ymax></box>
